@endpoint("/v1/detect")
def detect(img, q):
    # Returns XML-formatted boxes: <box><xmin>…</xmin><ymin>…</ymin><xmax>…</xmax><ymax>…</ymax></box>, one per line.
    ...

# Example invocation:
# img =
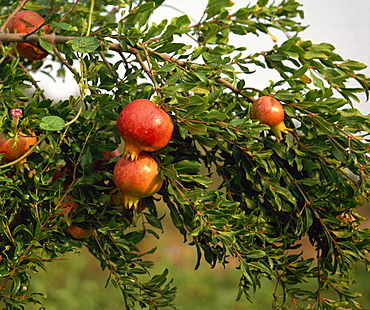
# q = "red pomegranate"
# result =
<box><xmin>7</xmin><ymin>10</ymin><xmax>50</xmax><ymax>61</ymax></box>
<box><xmin>116</xmin><ymin>99</ymin><xmax>173</xmax><ymax>161</ymax></box>
<box><xmin>251</xmin><ymin>96</ymin><xmax>289</xmax><ymax>139</ymax></box>
<box><xmin>113</xmin><ymin>152</ymin><xmax>163</xmax><ymax>209</ymax></box>
<box><xmin>66</xmin><ymin>225</ymin><xmax>92</xmax><ymax>239</ymax></box>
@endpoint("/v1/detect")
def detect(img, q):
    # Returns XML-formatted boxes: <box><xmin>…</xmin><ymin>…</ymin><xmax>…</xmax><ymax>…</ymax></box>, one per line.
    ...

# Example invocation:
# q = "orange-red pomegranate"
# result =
<box><xmin>113</xmin><ymin>152</ymin><xmax>163</xmax><ymax>209</ymax></box>
<box><xmin>116</xmin><ymin>99</ymin><xmax>173</xmax><ymax>161</ymax></box>
<box><xmin>0</xmin><ymin>130</ymin><xmax>37</xmax><ymax>162</ymax></box>
<box><xmin>66</xmin><ymin>226</ymin><xmax>92</xmax><ymax>239</ymax></box>
<box><xmin>58</xmin><ymin>195</ymin><xmax>92</xmax><ymax>239</ymax></box>
<box><xmin>251</xmin><ymin>96</ymin><xmax>289</xmax><ymax>139</ymax></box>
<box><xmin>7</xmin><ymin>10</ymin><xmax>50</xmax><ymax>61</ymax></box>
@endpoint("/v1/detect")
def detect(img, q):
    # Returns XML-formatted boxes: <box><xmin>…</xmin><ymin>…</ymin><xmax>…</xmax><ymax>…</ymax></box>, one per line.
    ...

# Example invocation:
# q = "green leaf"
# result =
<box><xmin>291</xmin><ymin>64</ymin><xmax>309</xmax><ymax>79</ymax></box>
<box><xmin>329</xmin><ymin>139</ymin><xmax>347</xmax><ymax>163</ymax></box>
<box><xmin>310</xmin><ymin>72</ymin><xmax>325</xmax><ymax>90</ymax></box>
<box><xmin>24</xmin><ymin>2</ymin><xmax>50</xmax><ymax>10</ymax></box>
<box><xmin>155</xmin><ymin>43</ymin><xmax>189</xmax><ymax>53</ymax></box>
<box><xmin>39</xmin><ymin>116</ymin><xmax>65</xmax><ymax>131</ymax></box>
<box><xmin>248</xmin><ymin>261</ymin><xmax>272</xmax><ymax>275</ymax></box>
<box><xmin>174</xmin><ymin>160</ymin><xmax>202</xmax><ymax>174</ymax></box>
<box><xmin>245</xmin><ymin>250</ymin><xmax>266</xmax><ymax>259</ymax></box>
<box><xmin>184</xmin><ymin>121</ymin><xmax>208</xmax><ymax>135</ymax></box>
<box><xmin>338</xmin><ymin>60</ymin><xmax>367</xmax><ymax>72</ymax></box>
<box><xmin>257</xmin><ymin>0</ymin><xmax>269</xmax><ymax>6</ymax></box>
<box><xmin>39</xmin><ymin>38</ymin><xmax>53</xmax><ymax>54</ymax></box>
<box><xmin>50</xmin><ymin>22</ymin><xmax>78</xmax><ymax>32</ymax></box>
<box><xmin>206</xmin><ymin>0</ymin><xmax>234</xmax><ymax>18</ymax></box>
<box><xmin>67</xmin><ymin>37</ymin><xmax>100</xmax><ymax>53</ymax></box>
<box><xmin>312</xmin><ymin>115</ymin><xmax>336</xmax><ymax>135</ymax></box>
<box><xmin>156</xmin><ymin>63</ymin><xmax>177</xmax><ymax>73</ymax></box>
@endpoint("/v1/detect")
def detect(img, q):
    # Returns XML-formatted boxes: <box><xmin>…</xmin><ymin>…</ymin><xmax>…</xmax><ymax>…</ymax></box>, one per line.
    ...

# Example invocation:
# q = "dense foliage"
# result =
<box><xmin>0</xmin><ymin>0</ymin><xmax>369</xmax><ymax>309</ymax></box>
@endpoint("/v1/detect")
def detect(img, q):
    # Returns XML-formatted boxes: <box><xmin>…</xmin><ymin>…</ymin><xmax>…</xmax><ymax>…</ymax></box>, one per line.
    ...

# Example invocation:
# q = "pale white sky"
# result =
<box><xmin>35</xmin><ymin>1</ymin><xmax>370</xmax><ymax>111</ymax></box>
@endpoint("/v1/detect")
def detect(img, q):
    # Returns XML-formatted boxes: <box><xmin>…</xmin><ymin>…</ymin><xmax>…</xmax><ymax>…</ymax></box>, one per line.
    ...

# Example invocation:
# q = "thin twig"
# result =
<box><xmin>52</xmin><ymin>44</ymin><xmax>78</xmax><ymax>76</ymax></box>
<box><xmin>140</xmin><ymin>43</ymin><xmax>161</xmax><ymax>97</ymax></box>
<box><xmin>98</xmin><ymin>50</ymin><xmax>113</xmax><ymax>73</ymax></box>
<box><xmin>15</xmin><ymin>58</ymin><xmax>47</xmax><ymax>101</ymax></box>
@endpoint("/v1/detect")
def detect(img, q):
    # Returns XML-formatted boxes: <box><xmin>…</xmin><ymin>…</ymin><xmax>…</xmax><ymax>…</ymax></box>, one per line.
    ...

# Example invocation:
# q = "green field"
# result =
<box><xmin>28</xmin><ymin>208</ymin><xmax>370</xmax><ymax>310</ymax></box>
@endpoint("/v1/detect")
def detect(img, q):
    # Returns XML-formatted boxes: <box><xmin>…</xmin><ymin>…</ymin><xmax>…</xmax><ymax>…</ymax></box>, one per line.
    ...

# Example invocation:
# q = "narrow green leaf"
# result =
<box><xmin>156</xmin><ymin>63</ymin><xmax>177</xmax><ymax>73</ymax></box>
<box><xmin>38</xmin><ymin>37</ymin><xmax>53</xmax><ymax>53</ymax></box>
<box><xmin>184</xmin><ymin>121</ymin><xmax>208</xmax><ymax>135</ymax></box>
<box><xmin>245</xmin><ymin>250</ymin><xmax>266</xmax><ymax>259</ymax></box>
<box><xmin>50</xmin><ymin>22</ymin><xmax>78</xmax><ymax>32</ymax></box>
<box><xmin>338</xmin><ymin>60</ymin><xmax>367</xmax><ymax>72</ymax></box>
<box><xmin>291</xmin><ymin>64</ymin><xmax>309</xmax><ymax>79</ymax></box>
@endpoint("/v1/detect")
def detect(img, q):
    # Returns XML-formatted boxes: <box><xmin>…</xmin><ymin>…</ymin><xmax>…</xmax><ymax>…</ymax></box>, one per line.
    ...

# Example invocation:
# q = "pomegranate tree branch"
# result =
<box><xmin>0</xmin><ymin>33</ymin><xmax>255</xmax><ymax>101</ymax></box>
<box><xmin>152</xmin><ymin>50</ymin><xmax>256</xmax><ymax>103</ymax></box>
<box><xmin>52</xmin><ymin>44</ymin><xmax>78</xmax><ymax>77</ymax></box>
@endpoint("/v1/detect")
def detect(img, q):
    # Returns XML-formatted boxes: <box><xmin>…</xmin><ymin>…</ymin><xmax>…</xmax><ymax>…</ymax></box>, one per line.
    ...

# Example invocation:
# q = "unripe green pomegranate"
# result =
<box><xmin>116</xmin><ymin>99</ymin><xmax>174</xmax><ymax>161</ymax></box>
<box><xmin>251</xmin><ymin>96</ymin><xmax>289</xmax><ymax>139</ymax></box>
<box><xmin>113</xmin><ymin>152</ymin><xmax>163</xmax><ymax>209</ymax></box>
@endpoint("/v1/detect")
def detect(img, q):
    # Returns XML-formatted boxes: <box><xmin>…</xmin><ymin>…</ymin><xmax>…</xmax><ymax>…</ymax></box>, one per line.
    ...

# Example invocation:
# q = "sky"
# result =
<box><xmin>34</xmin><ymin>0</ymin><xmax>370</xmax><ymax>111</ymax></box>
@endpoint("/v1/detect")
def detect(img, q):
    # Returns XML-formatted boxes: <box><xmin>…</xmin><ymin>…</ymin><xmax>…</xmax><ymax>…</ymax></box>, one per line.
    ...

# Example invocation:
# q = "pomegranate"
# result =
<box><xmin>66</xmin><ymin>225</ymin><xmax>92</xmax><ymax>239</ymax></box>
<box><xmin>251</xmin><ymin>96</ymin><xmax>289</xmax><ymax>140</ymax></box>
<box><xmin>58</xmin><ymin>195</ymin><xmax>92</xmax><ymax>239</ymax></box>
<box><xmin>116</xmin><ymin>99</ymin><xmax>173</xmax><ymax>161</ymax></box>
<box><xmin>59</xmin><ymin>195</ymin><xmax>79</xmax><ymax>217</ymax></box>
<box><xmin>7</xmin><ymin>10</ymin><xmax>50</xmax><ymax>61</ymax></box>
<box><xmin>113</xmin><ymin>152</ymin><xmax>163</xmax><ymax>209</ymax></box>
<box><xmin>0</xmin><ymin>130</ymin><xmax>37</xmax><ymax>162</ymax></box>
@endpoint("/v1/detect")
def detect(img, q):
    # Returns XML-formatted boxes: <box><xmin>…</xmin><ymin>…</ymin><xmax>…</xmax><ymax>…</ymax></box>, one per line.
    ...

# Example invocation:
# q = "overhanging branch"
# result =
<box><xmin>0</xmin><ymin>33</ymin><xmax>255</xmax><ymax>102</ymax></box>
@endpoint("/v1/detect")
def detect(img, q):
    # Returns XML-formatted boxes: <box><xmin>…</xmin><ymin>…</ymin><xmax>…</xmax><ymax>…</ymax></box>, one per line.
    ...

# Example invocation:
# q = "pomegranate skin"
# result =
<box><xmin>67</xmin><ymin>226</ymin><xmax>92</xmax><ymax>239</ymax></box>
<box><xmin>0</xmin><ymin>130</ymin><xmax>37</xmax><ymax>162</ymax></box>
<box><xmin>7</xmin><ymin>10</ymin><xmax>50</xmax><ymax>61</ymax></box>
<box><xmin>251</xmin><ymin>96</ymin><xmax>284</xmax><ymax>126</ymax></box>
<box><xmin>251</xmin><ymin>96</ymin><xmax>289</xmax><ymax>140</ymax></box>
<box><xmin>117</xmin><ymin>99</ymin><xmax>174</xmax><ymax>161</ymax></box>
<box><xmin>59</xmin><ymin>195</ymin><xmax>80</xmax><ymax>217</ymax></box>
<box><xmin>113</xmin><ymin>152</ymin><xmax>163</xmax><ymax>209</ymax></box>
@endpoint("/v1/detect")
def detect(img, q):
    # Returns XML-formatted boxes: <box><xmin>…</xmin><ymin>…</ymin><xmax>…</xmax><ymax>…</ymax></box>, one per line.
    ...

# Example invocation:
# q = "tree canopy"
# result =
<box><xmin>0</xmin><ymin>0</ymin><xmax>369</xmax><ymax>309</ymax></box>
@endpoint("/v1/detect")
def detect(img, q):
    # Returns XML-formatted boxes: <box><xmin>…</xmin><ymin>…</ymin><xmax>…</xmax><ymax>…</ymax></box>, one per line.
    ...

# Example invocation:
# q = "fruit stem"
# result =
<box><xmin>271</xmin><ymin>121</ymin><xmax>291</xmax><ymax>141</ymax></box>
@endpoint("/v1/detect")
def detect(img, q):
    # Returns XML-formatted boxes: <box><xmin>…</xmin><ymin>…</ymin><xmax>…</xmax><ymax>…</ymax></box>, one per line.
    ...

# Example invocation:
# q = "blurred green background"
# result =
<box><xmin>28</xmin><ymin>204</ymin><xmax>370</xmax><ymax>310</ymax></box>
